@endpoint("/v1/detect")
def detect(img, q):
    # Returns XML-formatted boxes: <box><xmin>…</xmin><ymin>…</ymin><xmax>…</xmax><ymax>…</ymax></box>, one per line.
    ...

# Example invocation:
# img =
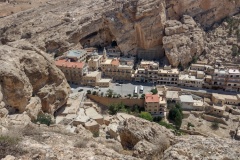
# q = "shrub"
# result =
<box><xmin>211</xmin><ymin>122</ymin><xmax>219</xmax><ymax>130</ymax></box>
<box><xmin>34</xmin><ymin>114</ymin><xmax>52</xmax><ymax>126</ymax></box>
<box><xmin>159</xmin><ymin>121</ymin><xmax>175</xmax><ymax>130</ymax></box>
<box><xmin>153</xmin><ymin>116</ymin><xmax>162</xmax><ymax>122</ymax></box>
<box><xmin>100</xmin><ymin>92</ymin><xmax>104</xmax><ymax>97</ymax></box>
<box><xmin>232</xmin><ymin>45</ymin><xmax>239</xmax><ymax>57</ymax></box>
<box><xmin>92</xmin><ymin>131</ymin><xmax>99</xmax><ymax>137</ymax></box>
<box><xmin>87</xmin><ymin>90</ymin><xmax>91</xmax><ymax>94</ymax></box>
<box><xmin>106</xmin><ymin>89</ymin><xmax>113</xmax><ymax>97</ymax></box>
<box><xmin>92</xmin><ymin>91</ymin><xmax>97</xmax><ymax>95</ymax></box>
<box><xmin>139</xmin><ymin>112</ymin><xmax>153</xmax><ymax>122</ymax></box>
<box><xmin>74</xmin><ymin>139</ymin><xmax>88</xmax><ymax>148</ymax></box>
<box><xmin>187</xmin><ymin>122</ymin><xmax>195</xmax><ymax>128</ymax></box>
<box><xmin>141</xmin><ymin>94</ymin><xmax>145</xmax><ymax>99</ymax></box>
<box><xmin>150</xmin><ymin>88</ymin><xmax>158</xmax><ymax>95</ymax></box>
<box><xmin>0</xmin><ymin>134</ymin><xmax>25</xmax><ymax>159</ymax></box>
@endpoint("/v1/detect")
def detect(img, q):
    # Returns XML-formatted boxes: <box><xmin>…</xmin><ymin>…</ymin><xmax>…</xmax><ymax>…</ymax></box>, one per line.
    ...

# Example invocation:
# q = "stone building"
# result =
<box><xmin>144</xmin><ymin>93</ymin><xmax>166</xmax><ymax>117</ymax></box>
<box><xmin>178</xmin><ymin>73</ymin><xmax>204</xmax><ymax>88</ymax></box>
<box><xmin>158</xmin><ymin>66</ymin><xmax>179</xmax><ymax>86</ymax></box>
<box><xmin>225</xmin><ymin>69</ymin><xmax>240</xmax><ymax>92</ymax></box>
<box><xmin>178</xmin><ymin>94</ymin><xmax>204</xmax><ymax>111</ymax></box>
<box><xmin>88</xmin><ymin>51</ymin><xmax>104</xmax><ymax>71</ymax></box>
<box><xmin>81</xmin><ymin>71</ymin><xmax>111</xmax><ymax>87</ymax></box>
<box><xmin>101</xmin><ymin>58</ymin><xmax>133</xmax><ymax>82</ymax></box>
<box><xmin>135</xmin><ymin>61</ymin><xmax>159</xmax><ymax>83</ymax></box>
<box><xmin>55</xmin><ymin>59</ymin><xmax>88</xmax><ymax>85</ymax></box>
<box><xmin>211</xmin><ymin>66</ymin><xmax>228</xmax><ymax>90</ymax></box>
<box><xmin>65</xmin><ymin>50</ymin><xmax>88</xmax><ymax>62</ymax></box>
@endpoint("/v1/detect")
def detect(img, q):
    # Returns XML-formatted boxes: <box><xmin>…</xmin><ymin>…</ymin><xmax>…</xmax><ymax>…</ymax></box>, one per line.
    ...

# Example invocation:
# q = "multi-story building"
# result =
<box><xmin>88</xmin><ymin>51</ymin><xmax>104</xmax><ymax>71</ymax></box>
<box><xmin>158</xmin><ymin>66</ymin><xmax>179</xmax><ymax>86</ymax></box>
<box><xmin>178</xmin><ymin>73</ymin><xmax>204</xmax><ymax>88</ymax></box>
<box><xmin>81</xmin><ymin>71</ymin><xmax>111</xmax><ymax>87</ymax></box>
<box><xmin>101</xmin><ymin>58</ymin><xmax>133</xmax><ymax>82</ymax></box>
<box><xmin>211</xmin><ymin>66</ymin><xmax>228</xmax><ymax>90</ymax></box>
<box><xmin>226</xmin><ymin>69</ymin><xmax>240</xmax><ymax>92</ymax></box>
<box><xmin>55</xmin><ymin>60</ymin><xmax>88</xmax><ymax>85</ymax></box>
<box><xmin>144</xmin><ymin>93</ymin><xmax>166</xmax><ymax>116</ymax></box>
<box><xmin>65</xmin><ymin>50</ymin><xmax>88</xmax><ymax>62</ymax></box>
<box><xmin>135</xmin><ymin>61</ymin><xmax>159</xmax><ymax>83</ymax></box>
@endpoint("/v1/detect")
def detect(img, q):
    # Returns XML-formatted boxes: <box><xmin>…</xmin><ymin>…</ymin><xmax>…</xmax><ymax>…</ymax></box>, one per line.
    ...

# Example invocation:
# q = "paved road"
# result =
<box><xmin>70</xmin><ymin>82</ymin><xmax>239</xmax><ymax>97</ymax></box>
<box><xmin>70</xmin><ymin>82</ymin><xmax>155</xmax><ymax>97</ymax></box>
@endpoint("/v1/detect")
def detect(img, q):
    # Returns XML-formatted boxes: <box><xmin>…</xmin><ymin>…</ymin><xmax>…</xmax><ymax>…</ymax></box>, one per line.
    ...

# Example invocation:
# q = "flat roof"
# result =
<box><xmin>159</xmin><ymin>68</ymin><xmax>179</xmax><ymax>74</ymax></box>
<box><xmin>212</xmin><ymin>105</ymin><xmax>226</xmax><ymax>111</ymax></box>
<box><xmin>179</xmin><ymin>74</ymin><xmax>203</xmax><ymax>81</ymax></box>
<box><xmin>85</xmin><ymin>71</ymin><xmax>101</xmax><ymax>77</ymax></box>
<box><xmin>67</xmin><ymin>50</ymin><xmax>87</xmax><ymax>58</ymax></box>
<box><xmin>118</xmin><ymin>65</ymin><xmax>133</xmax><ymax>69</ymax></box>
<box><xmin>166</xmin><ymin>91</ymin><xmax>179</xmax><ymax>99</ymax></box>
<box><xmin>101</xmin><ymin>59</ymin><xmax>112</xmax><ymax>65</ymax></box>
<box><xmin>229</xmin><ymin>69</ymin><xmax>240</xmax><ymax>74</ymax></box>
<box><xmin>97</xmin><ymin>78</ymin><xmax>111</xmax><ymax>83</ymax></box>
<box><xmin>212</xmin><ymin>93</ymin><xmax>238</xmax><ymax>101</ymax></box>
<box><xmin>179</xmin><ymin>95</ymin><xmax>194</xmax><ymax>103</ymax></box>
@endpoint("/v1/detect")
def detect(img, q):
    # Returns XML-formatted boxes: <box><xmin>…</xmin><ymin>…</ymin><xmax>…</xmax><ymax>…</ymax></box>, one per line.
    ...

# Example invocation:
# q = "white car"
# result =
<box><xmin>116</xmin><ymin>83</ymin><xmax>122</xmax><ymax>86</ymax></box>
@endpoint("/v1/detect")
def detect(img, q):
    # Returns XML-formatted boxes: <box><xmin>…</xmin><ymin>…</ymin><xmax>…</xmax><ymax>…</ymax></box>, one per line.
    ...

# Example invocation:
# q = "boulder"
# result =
<box><xmin>118</xmin><ymin>117</ymin><xmax>175</xmax><ymax>159</ymax></box>
<box><xmin>163</xmin><ymin>15</ymin><xmax>205</xmax><ymax>67</ymax></box>
<box><xmin>0</xmin><ymin>41</ymin><xmax>70</xmax><ymax>114</ymax></box>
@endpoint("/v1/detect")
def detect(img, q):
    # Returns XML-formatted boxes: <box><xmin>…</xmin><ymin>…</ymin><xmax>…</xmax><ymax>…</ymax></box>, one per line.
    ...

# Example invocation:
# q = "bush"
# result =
<box><xmin>92</xmin><ymin>91</ymin><xmax>97</xmax><ymax>95</ymax></box>
<box><xmin>159</xmin><ymin>121</ymin><xmax>175</xmax><ymax>130</ymax></box>
<box><xmin>141</xmin><ymin>94</ymin><xmax>145</xmax><ymax>99</ymax></box>
<box><xmin>87</xmin><ymin>90</ymin><xmax>91</xmax><ymax>94</ymax></box>
<box><xmin>108</xmin><ymin>102</ymin><xmax>125</xmax><ymax>115</ymax></box>
<box><xmin>0</xmin><ymin>134</ymin><xmax>25</xmax><ymax>159</ymax></box>
<box><xmin>106</xmin><ymin>89</ymin><xmax>113</xmax><ymax>97</ymax></box>
<box><xmin>92</xmin><ymin>131</ymin><xmax>99</xmax><ymax>137</ymax></box>
<box><xmin>187</xmin><ymin>122</ymin><xmax>195</xmax><ymax>128</ymax></box>
<box><xmin>139</xmin><ymin>112</ymin><xmax>153</xmax><ymax>122</ymax></box>
<box><xmin>74</xmin><ymin>138</ymin><xmax>88</xmax><ymax>148</ymax></box>
<box><xmin>153</xmin><ymin>116</ymin><xmax>162</xmax><ymax>122</ymax></box>
<box><xmin>34</xmin><ymin>114</ymin><xmax>52</xmax><ymax>126</ymax></box>
<box><xmin>211</xmin><ymin>122</ymin><xmax>219</xmax><ymax>130</ymax></box>
<box><xmin>150</xmin><ymin>88</ymin><xmax>158</xmax><ymax>95</ymax></box>
<box><xmin>232</xmin><ymin>45</ymin><xmax>240</xmax><ymax>57</ymax></box>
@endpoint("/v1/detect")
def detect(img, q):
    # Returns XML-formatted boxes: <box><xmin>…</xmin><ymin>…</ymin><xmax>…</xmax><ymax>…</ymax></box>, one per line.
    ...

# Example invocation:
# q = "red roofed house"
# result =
<box><xmin>55</xmin><ymin>59</ymin><xmax>88</xmax><ymax>85</ymax></box>
<box><xmin>145</xmin><ymin>93</ymin><xmax>166</xmax><ymax>117</ymax></box>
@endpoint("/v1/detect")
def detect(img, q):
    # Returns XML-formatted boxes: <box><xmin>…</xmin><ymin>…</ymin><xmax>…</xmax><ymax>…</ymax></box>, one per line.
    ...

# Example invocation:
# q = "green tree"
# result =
<box><xmin>168</xmin><ymin>104</ymin><xmax>183</xmax><ymax>130</ymax></box>
<box><xmin>106</xmin><ymin>89</ymin><xmax>114</xmax><ymax>98</ymax></box>
<box><xmin>211</xmin><ymin>121</ymin><xmax>219</xmax><ymax>130</ymax></box>
<box><xmin>109</xmin><ymin>104</ymin><xmax>118</xmax><ymax>115</ymax></box>
<box><xmin>139</xmin><ymin>112</ymin><xmax>153</xmax><ymax>121</ymax></box>
<box><xmin>92</xmin><ymin>91</ymin><xmax>97</xmax><ymax>95</ymax></box>
<box><xmin>87</xmin><ymin>90</ymin><xmax>91</xmax><ymax>94</ymax></box>
<box><xmin>150</xmin><ymin>88</ymin><xmax>158</xmax><ymax>95</ymax></box>
<box><xmin>141</xmin><ymin>94</ymin><xmax>145</xmax><ymax>99</ymax></box>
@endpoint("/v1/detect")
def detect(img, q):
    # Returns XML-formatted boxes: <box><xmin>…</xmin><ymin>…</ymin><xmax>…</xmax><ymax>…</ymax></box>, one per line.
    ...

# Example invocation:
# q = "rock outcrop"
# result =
<box><xmin>118</xmin><ymin>118</ymin><xmax>175</xmax><ymax>159</ymax></box>
<box><xmin>163</xmin><ymin>135</ymin><xmax>240</xmax><ymax>160</ymax></box>
<box><xmin>0</xmin><ymin>40</ymin><xmax>70</xmax><ymax>116</ymax></box>
<box><xmin>0</xmin><ymin>0</ymin><xmax>239</xmax><ymax>67</ymax></box>
<box><xmin>163</xmin><ymin>15</ymin><xmax>205</xmax><ymax>67</ymax></box>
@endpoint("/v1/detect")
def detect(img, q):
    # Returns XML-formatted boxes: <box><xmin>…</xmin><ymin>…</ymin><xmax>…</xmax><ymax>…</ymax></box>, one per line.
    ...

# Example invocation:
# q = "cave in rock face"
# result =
<box><xmin>79</xmin><ymin>27</ymin><xmax>117</xmax><ymax>50</ymax></box>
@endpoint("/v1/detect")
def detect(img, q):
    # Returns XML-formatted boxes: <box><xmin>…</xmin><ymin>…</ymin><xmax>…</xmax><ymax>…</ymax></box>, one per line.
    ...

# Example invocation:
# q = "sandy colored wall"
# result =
<box><xmin>87</xmin><ymin>94</ymin><xmax>144</xmax><ymax>108</ymax></box>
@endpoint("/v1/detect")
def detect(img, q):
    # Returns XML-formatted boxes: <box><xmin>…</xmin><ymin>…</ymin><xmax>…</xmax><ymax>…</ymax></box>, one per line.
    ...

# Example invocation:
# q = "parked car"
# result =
<box><xmin>116</xmin><ymin>83</ymin><xmax>122</xmax><ymax>86</ymax></box>
<box><xmin>94</xmin><ymin>86</ymin><xmax>99</xmax><ymax>89</ymax></box>
<box><xmin>78</xmin><ymin>89</ymin><xmax>83</xmax><ymax>92</ymax></box>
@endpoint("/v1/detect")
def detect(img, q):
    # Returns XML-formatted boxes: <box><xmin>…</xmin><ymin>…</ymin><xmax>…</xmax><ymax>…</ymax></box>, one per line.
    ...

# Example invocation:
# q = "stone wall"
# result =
<box><xmin>87</xmin><ymin>94</ymin><xmax>144</xmax><ymax>108</ymax></box>
<box><xmin>202</xmin><ymin>114</ymin><xmax>228</xmax><ymax>125</ymax></box>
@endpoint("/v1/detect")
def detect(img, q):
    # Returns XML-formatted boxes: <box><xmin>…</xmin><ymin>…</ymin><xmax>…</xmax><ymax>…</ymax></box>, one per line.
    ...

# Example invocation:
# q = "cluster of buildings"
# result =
<box><xmin>55</xmin><ymin>48</ymin><xmax>240</xmax><ymax>93</ymax></box>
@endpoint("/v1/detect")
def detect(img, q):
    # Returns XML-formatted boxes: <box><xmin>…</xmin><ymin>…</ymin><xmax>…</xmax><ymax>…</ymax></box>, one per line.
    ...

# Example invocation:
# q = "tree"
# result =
<box><xmin>139</xmin><ymin>112</ymin><xmax>153</xmax><ymax>121</ymax></box>
<box><xmin>211</xmin><ymin>121</ymin><xmax>219</xmax><ymax>130</ymax></box>
<box><xmin>141</xmin><ymin>94</ymin><xmax>145</xmax><ymax>99</ymax></box>
<box><xmin>106</xmin><ymin>89</ymin><xmax>114</xmax><ymax>98</ymax></box>
<box><xmin>150</xmin><ymin>88</ymin><xmax>158</xmax><ymax>95</ymax></box>
<box><xmin>109</xmin><ymin>104</ymin><xmax>118</xmax><ymax>115</ymax></box>
<box><xmin>100</xmin><ymin>92</ymin><xmax>104</xmax><ymax>97</ymax></box>
<box><xmin>87</xmin><ymin>90</ymin><xmax>91</xmax><ymax>94</ymax></box>
<box><xmin>168</xmin><ymin>104</ymin><xmax>183</xmax><ymax>130</ymax></box>
<box><xmin>92</xmin><ymin>91</ymin><xmax>97</xmax><ymax>95</ymax></box>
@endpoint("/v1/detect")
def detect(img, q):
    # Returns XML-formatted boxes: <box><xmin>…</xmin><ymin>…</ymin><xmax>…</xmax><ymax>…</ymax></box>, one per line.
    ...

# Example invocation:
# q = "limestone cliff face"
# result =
<box><xmin>166</xmin><ymin>0</ymin><xmax>240</xmax><ymax>29</ymax></box>
<box><xmin>0</xmin><ymin>41</ymin><xmax>70</xmax><ymax>115</ymax></box>
<box><xmin>0</xmin><ymin>0</ymin><xmax>239</xmax><ymax>67</ymax></box>
<box><xmin>163</xmin><ymin>15</ymin><xmax>205</xmax><ymax>67</ymax></box>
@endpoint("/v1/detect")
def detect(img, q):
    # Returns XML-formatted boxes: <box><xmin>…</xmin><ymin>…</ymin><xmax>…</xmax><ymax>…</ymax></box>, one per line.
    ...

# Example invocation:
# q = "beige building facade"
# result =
<box><xmin>144</xmin><ymin>93</ymin><xmax>166</xmax><ymax>117</ymax></box>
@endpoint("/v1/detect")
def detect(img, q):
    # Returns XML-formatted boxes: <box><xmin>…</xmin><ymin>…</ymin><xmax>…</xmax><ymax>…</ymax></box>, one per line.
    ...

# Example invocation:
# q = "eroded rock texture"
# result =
<box><xmin>163</xmin><ymin>15</ymin><xmax>205</xmax><ymax>67</ymax></box>
<box><xmin>0</xmin><ymin>41</ymin><xmax>70</xmax><ymax>115</ymax></box>
<box><xmin>0</xmin><ymin>0</ymin><xmax>239</xmax><ymax>65</ymax></box>
<box><xmin>118</xmin><ymin>118</ymin><xmax>175</xmax><ymax>159</ymax></box>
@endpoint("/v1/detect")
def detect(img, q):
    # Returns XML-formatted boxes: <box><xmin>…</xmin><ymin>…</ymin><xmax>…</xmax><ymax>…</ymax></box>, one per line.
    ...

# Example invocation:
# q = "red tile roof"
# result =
<box><xmin>55</xmin><ymin>60</ymin><xmax>84</xmax><ymax>69</ymax></box>
<box><xmin>111</xmin><ymin>59</ymin><xmax>120</xmax><ymax>66</ymax></box>
<box><xmin>145</xmin><ymin>93</ymin><xmax>159</xmax><ymax>103</ymax></box>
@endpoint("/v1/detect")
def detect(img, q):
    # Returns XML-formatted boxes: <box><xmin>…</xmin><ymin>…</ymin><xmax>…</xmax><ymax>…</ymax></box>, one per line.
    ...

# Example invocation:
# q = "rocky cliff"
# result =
<box><xmin>0</xmin><ymin>40</ymin><xmax>70</xmax><ymax>118</ymax></box>
<box><xmin>0</xmin><ymin>0</ymin><xmax>239</xmax><ymax>66</ymax></box>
